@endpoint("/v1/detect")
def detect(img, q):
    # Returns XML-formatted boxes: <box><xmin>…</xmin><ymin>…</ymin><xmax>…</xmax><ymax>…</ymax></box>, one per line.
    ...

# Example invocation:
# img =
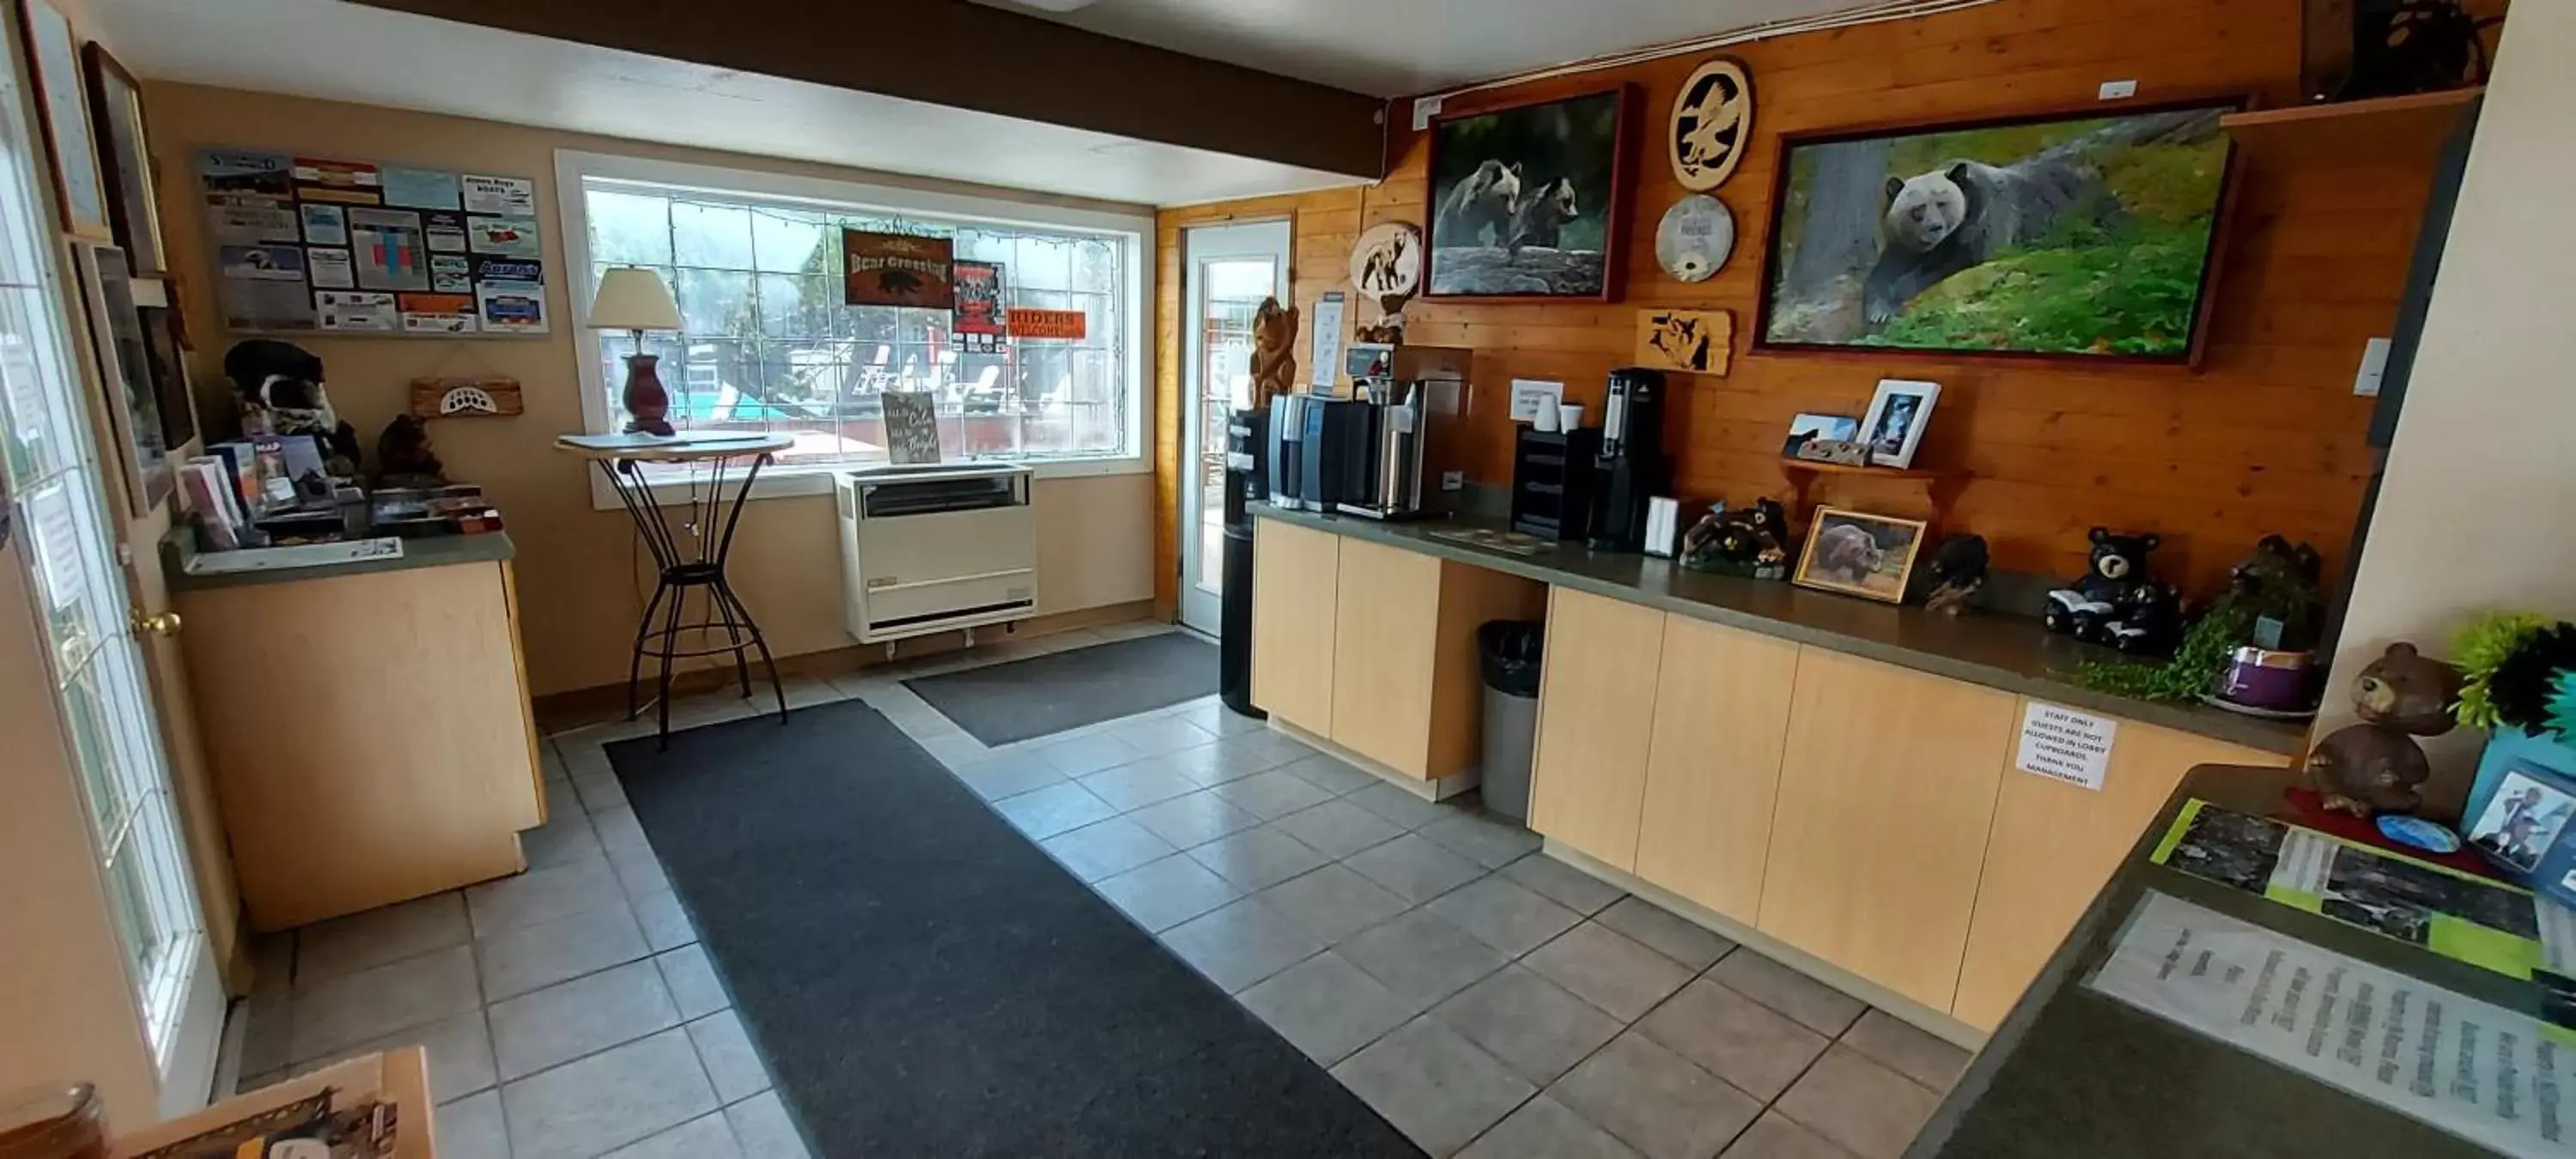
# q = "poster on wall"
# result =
<box><xmin>195</xmin><ymin>148</ymin><xmax>550</xmax><ymax>337</ymax></box>
<box><xmin>1010</xmin><ymin>308</ymin><xmax>1085</xmax><ymax>340</ymax></box>
<box><xmin>842</xmin><ymin>230</ymin><xmax>954</xmax><ymax>308</ymax></box>
<box><xmin>951</xmin><ymin>260</ymin><xmax>1006</xmax><ymax>353</ymax></box>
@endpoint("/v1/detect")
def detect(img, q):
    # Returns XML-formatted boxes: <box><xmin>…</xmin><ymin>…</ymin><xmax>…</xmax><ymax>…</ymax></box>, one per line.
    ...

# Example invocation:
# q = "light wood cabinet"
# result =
<box><xmin>1634</xmin><ymin>616</ymin><xmax>1802</xmax><ymax>925</ymax></box>
<box><xmin>1949</xmin><ymin>713</ymin><xmax>2288</xmax><ymax>1029</ymax></box>
<box><xmin>179</xmin><ymin>558</ymin><xmax>540</xmax><ymax>931</ymax></box>
<box><xmin>1328</xmin><ymin>538</ymin><xmax>1540</xmax><ymax>780</ymax></box>
<box><xmin>1528</xmin><ymin>588</ymin><xmax>1668</xmax><ymax>871</ymax></box>
<box><xmin>1758</xmin><ymin>650</ymin><xmax>2018</xmax><ymax>1010</ymax></box>
<box><xmin>1251</xmin><ymin>518</ymin><xmax>1340</xmax><ymax>734</ymax></box>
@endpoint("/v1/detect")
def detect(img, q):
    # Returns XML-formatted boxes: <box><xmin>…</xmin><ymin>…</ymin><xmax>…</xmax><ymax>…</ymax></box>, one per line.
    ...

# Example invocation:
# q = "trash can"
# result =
<box><xmin>1478</xmin><ymin>620</ymin><xmax>1545</xmax><ymax>822</ymax></box>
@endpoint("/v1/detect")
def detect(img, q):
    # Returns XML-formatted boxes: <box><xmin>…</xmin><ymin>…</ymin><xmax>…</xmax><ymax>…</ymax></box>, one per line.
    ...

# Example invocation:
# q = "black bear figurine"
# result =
<box><xmin>2044</xmin><ymin>528</ymin><xmax>2179</xmax><ymax>655</ymax></box>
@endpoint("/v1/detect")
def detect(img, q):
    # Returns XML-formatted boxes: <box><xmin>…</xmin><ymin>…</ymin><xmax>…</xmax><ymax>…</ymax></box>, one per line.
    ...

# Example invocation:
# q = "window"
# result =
<box><xmin>558</xmin><ymin>152</ymin><xmax>1151</xmax><ymax>494</ymax></box>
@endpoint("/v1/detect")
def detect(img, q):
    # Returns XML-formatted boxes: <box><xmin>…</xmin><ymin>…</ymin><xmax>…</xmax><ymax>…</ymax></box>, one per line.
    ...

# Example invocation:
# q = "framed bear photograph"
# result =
<box><xmin>1754</xmin><ymin>98</ymin><xmax>2243</xmax><ymax>364</ymax></box>
<box><xmin>1792</xmin><ymin>507</ymin><xmax>1927</xmax><ymax>604</ymax></box>
<box><xmin>1423</xmin><ymin>86</ymin><xmax>1637</xmax><ymax>303</ymax></box>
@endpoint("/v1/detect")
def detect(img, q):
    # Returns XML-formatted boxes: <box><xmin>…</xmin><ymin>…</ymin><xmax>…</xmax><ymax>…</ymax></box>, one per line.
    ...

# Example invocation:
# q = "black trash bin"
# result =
<box><xmin>1478</xmin><ymin>620</ymin><xmax>1544</xmax><ymax>821</ymax></box>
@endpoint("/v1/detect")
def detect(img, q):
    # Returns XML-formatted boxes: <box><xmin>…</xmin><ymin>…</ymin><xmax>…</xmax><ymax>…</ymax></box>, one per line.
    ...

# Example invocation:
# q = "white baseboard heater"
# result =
<box><xmin>836</xmin><ymin>464</ymin><xmax>1037</xmax><ymax>644</ymax></box>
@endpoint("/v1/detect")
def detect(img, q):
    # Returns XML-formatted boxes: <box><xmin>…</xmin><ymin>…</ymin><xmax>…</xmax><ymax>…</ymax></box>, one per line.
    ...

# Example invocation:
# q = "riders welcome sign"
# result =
<box><xmin>843</xmin><ymin>230</ymin><xmax>955</xmax><ymax>309</ymax></box>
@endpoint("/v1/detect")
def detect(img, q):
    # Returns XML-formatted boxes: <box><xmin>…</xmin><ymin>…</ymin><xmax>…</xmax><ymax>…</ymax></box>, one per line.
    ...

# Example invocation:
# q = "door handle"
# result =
<box><xmin>131</xmin><ymin>610</ymin><xmax>182</xmax><ymax>638</ymax></box>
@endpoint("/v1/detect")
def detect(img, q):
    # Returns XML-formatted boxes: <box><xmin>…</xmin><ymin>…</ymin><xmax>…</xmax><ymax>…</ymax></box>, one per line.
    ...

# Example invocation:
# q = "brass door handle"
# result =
<box><xmin>131</xmin><ymin>610</ymin><xmax>182</xmax><ymax>637</ymax></box>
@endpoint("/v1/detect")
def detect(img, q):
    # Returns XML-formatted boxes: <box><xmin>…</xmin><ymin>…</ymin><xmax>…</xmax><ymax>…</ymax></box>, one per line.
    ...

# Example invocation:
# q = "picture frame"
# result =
<box><xmin>1753</xmin><ymin>97</ymin><xmax>2243</xmax><ymax>365</ymax></box>
<box><xmin>1859</xmin><ymin>379</ymin><xmax>1939</xmax><ymax>469</ymax></box>
<box><xmin>1792</xmin><ymin>507</ymin><xmax>1927</xmax><ymax>604</ymax></box>
<box><xmin>1781</xmin><ymin>412</ymin><xmax>1859</xmax><ymax>458</ymax></box>
<box><xmin>72</xmin><ymin>241</ymin><xmax>173</xmax><ymax>513</ymax></box>
<box><xmin>1423</xmin><ymin>85</ymin><xmax>1636</xmax><ymax>303</ymax></box>
<box><xmin>82</xmin><ymin>42</ymin><xmax>164</xmax><ymax>274</ymax></box>
<box><xmin>2465</xmin><ymin>763</ymin><xmax>2576</xmax><ymax>877</ymax></box>
<box><xmin>15</xmin><ymin>0</ymin><xmax>108</xmax><ymax>239</ymax></box>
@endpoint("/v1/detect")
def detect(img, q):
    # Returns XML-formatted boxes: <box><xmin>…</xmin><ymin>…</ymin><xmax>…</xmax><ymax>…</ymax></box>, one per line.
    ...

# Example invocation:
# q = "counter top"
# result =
<box><xmin>1253</xmin><ymin>505</ymin><xmax>2307</xmax><ymax>756</ymax></box>
<box><xmin>1906</xmin><ymin>764</ymin><xmax>2521</xmax><ymax>1158</ymax></box>
<box><xmin>167</xmin><ymin>531</ymin><xmax>517</xmax><ymax>593</ymax></box>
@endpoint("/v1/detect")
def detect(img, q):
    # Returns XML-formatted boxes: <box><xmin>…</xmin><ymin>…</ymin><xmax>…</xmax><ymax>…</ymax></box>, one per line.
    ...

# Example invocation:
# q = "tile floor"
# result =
<box><xmin>226</xmin><ymin>621</ymin><xmax>1971</xmax><ymax>1159</ymax></box>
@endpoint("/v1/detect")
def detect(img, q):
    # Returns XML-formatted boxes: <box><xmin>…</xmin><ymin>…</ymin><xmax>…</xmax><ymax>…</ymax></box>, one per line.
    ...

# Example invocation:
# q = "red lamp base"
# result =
<box><xmin>620</xmin><ymin>353</ymin><xmax>675</xmax><ymax>437</ymax></box>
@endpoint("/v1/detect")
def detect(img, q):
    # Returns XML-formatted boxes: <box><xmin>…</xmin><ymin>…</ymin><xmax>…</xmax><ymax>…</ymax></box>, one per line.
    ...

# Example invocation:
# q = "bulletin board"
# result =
<box><xmin>194</xmin><ymin>149</ymin><xmax>550</xmax><ymax>337</ymax></box>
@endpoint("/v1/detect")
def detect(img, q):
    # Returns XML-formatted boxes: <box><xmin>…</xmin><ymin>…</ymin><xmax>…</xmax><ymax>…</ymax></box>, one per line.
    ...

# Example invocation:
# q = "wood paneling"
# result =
<box><xmin>179</xmin><ymin>561</ymin><xmax>539</xmax><ymax>931</ymax></box>
<box><xmin>1634</xmin><ymin>616</ymin><xmax>1803</xmax><ymax>925</ymax></box>
<box><xmin>1759</xmin><ymin>651</ymin><xmax>2017</xmax><ymax>1010</ymax></box>
<box><xmin>1528</xmin><ymin>588</ymin><xmax>1667</xmax><ymax>869</ymax></box>
<box><xmin>1249</xmin><ymin>518</ymin><xmax>1340</xmax><ymax>731</ymax></box>
<box><xmin>1951</xmin><ymin>718</ymin><xmax>2287</xmax><ymax>1029</ymax></box>
<box><xmin>1154</xmin><ymin>0</ymin><xmax>2449</xmax><ymax>616</ymax></box>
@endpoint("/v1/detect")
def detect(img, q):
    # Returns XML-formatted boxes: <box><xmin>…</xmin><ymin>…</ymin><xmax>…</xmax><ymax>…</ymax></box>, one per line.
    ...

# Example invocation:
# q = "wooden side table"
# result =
<box><xmin>557</xmin><ymin>433</ymin><xmax>796</xmax><ymax>746</ymax></box>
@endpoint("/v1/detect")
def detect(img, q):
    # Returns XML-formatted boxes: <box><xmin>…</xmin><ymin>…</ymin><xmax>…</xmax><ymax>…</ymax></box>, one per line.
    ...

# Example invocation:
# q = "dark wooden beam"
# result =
<box><xmin>345</xmin><ymin>0</ymin><xmax>1388</xmax><ymax>179</ymax></box>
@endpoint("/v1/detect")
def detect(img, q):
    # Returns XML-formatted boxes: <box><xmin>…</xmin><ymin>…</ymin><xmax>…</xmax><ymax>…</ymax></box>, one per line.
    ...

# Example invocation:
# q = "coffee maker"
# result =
<box><xmin>1586</xmin><ymin>367</ymin><xmax>1669</xmax><ymax>552</ymax></box>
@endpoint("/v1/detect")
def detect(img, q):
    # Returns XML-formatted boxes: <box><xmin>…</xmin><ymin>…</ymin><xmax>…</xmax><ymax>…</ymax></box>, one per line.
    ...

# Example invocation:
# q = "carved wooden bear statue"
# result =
<box><xmin>2304</xmin><ymin>642</ymin><xmax>2464</xmax><ymax>817</ymax></box>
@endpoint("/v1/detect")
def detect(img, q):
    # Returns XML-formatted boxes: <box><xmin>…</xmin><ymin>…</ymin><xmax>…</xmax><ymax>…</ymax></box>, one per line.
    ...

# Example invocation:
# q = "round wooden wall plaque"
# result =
<box><xmin>1670</xmin><ymin>58</ymin><xmax>1753</xmax><ymax>191</ymax></box>
<box><xmin>1655</xmin><ymin>196</ymin><xmax>1735</xmax><ymax>282</ymax></box>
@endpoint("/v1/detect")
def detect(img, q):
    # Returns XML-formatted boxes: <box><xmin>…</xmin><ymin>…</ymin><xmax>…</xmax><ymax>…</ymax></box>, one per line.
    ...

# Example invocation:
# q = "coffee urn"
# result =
<box><xmin>1587</xmin><ymin>367</ymin><xmax>1669</xmax><ymax>552</ymax></box>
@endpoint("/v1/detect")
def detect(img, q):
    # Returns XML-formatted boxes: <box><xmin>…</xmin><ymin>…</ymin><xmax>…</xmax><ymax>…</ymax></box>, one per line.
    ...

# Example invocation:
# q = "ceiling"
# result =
<box><xmin>83</xmin><ymin>0</ymin><xmax>1370</xmax><ymax>208</ymax></box>
<box><xmin>974</xmin><ymin>0</ymin><xmax>1893</xmax><ymax>96</ymax></box>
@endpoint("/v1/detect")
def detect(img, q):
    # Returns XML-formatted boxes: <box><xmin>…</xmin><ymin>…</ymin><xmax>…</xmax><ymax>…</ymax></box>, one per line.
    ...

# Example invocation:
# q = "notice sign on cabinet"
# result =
<box><xmin>2016</xmin><ymin>701</ymin><xmax>2117</xmax><ymax>791</ymax></box>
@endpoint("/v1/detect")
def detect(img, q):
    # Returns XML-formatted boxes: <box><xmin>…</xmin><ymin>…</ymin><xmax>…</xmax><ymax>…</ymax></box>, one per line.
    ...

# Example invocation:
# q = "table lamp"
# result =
<box><xmin>589</xmin><ymin>266</ymin><xmax>683</xmax><ymax>435</ymax></box>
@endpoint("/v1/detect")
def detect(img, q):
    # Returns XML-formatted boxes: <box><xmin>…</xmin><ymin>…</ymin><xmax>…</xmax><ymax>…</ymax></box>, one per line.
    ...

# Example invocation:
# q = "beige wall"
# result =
<box><xmin>2324</xmin><ymin>5</ymin><xmax>2574</xmax><ymax>790</ymax></box>
<box><xmin>143</xmin><ymin>84</ymin><xmax>1157</xmax><ymax>698</ymax></box>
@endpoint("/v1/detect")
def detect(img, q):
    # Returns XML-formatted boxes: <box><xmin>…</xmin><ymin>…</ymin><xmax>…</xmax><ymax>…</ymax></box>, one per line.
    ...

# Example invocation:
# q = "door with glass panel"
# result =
<box><xmin>1178</xmin><ymin>221</ymin><xmax>1290</xmax><ymax>635</ymax></box>
<box><xmin>0</xmin><ymin>27</ymin><xmax>220</xmax><ymax>1113</ymax></box>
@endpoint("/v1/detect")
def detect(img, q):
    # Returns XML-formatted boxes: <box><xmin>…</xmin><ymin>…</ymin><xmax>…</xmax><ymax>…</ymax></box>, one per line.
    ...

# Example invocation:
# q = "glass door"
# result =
<box><xmin>0</xmin><ymin>25</ymin><xmax>219</xmax><ymax>1113</ymax></box>
<box><xmin>1178</xmin><ymin>221</ymin><xmax>1289</xmax><ymax>636</ymax></box>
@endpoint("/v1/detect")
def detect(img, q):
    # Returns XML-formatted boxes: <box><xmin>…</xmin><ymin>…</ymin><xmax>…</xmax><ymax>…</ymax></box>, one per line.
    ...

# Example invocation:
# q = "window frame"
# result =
<box><xmin>554</xmin><ymin>149</ymin><xmax>1156</xmax><ymax>509</ymax></box>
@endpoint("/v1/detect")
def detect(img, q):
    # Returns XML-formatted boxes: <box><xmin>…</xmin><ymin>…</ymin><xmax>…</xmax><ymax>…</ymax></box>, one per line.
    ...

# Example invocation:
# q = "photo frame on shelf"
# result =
<box><xmin>1423</xmin><ymin>86</ymin><xmax>1636</xmax><ymax>302</ymax></box>
<box><xmin>1792</xmin><ymin>507</ymin><xmax>1927</xmax><ymax>604</ymax></box>
<box><xmin>82</xmin><ymin>42</ymin><xmax>164</xmax><ymax>273</ymax></box>
<box><xmin>16</xmin><ymin>0</ymin><xmax>108</xmax><ymax>238</ymax></box>
<box><xmin>1860</xmin><ymin>378</ymin><xmax>1940</xmax><ymax>469</ymax></box>
<box><xmin>73</xmin><ymin>241</ymin><xmax>173</xmax><ymax>513</ymax></box>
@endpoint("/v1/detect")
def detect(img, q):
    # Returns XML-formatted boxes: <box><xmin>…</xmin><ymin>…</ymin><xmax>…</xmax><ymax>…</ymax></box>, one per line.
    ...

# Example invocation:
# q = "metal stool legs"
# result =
<box><xmin>596</xmin><ymin>452</ymin><xmax>790</xmax><ymax>748</ymax></box>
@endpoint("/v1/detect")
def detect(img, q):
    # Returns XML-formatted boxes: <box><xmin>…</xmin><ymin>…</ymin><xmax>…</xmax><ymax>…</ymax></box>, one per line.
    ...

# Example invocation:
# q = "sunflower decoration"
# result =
<box><xmin>2451</xmin><ymin>612</ymin><xmax>2576</xmax><ymax>737</ymax></box>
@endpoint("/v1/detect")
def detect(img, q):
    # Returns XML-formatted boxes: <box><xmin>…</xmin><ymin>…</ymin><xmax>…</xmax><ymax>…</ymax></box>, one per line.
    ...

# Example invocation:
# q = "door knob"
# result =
<box><xmin>131</xmin><ymin>610</ymin><xmax>181</xmax><ymax>637</ymax></box>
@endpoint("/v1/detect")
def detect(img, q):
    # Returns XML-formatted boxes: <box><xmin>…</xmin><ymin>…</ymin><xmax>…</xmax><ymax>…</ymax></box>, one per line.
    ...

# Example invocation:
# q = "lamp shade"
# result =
<box><xmin>588</xmin><ymin>266</ymin><xmax>681</xmax><ymax>331</ymax></box>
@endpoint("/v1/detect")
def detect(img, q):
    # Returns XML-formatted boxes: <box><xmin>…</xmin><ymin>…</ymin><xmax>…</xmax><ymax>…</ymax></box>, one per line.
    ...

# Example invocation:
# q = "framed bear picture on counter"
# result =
<box><xmin>1755</xmin><ymin>98</ymin><xmax>2242</xmax><ymax>364</ymax></box>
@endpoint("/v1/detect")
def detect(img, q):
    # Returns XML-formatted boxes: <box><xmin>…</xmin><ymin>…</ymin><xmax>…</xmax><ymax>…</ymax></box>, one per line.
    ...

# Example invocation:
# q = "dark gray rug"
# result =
<box><xmin>904</xmin><ymin>632</ymin><xmax>1217</xmax><ymax>746</ymax></box>
<box><xmin>608</xmin><ymin>700</ymin><xmax>1420</xmax><ymax>1159</ymax></box>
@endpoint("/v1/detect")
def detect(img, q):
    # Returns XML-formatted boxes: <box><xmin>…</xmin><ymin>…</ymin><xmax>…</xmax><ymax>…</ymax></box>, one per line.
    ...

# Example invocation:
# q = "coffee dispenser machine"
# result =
<box><xmin>1586</xmin><ymin>367</ymin><xmax>1669</xmax><ymax>552</ymax></box>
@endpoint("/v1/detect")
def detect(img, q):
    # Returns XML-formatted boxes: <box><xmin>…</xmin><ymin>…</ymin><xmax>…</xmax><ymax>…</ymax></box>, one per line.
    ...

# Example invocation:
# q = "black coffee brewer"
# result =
<box><xmin>1587</xmin><ymin>367</ymin><xmax>1669</xmax><ymax>552</ymax></box>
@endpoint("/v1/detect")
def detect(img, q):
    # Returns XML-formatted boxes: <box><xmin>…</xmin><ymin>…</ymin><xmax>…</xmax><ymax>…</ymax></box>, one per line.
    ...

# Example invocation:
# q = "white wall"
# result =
<box><xmin>2324</xmin><ymin>3</ymin><xmax>2576</xmax><ymax>792</ymax></box>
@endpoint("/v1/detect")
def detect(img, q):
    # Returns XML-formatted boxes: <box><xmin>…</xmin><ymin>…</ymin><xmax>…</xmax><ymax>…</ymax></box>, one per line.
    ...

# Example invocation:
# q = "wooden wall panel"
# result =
<box><xmin>1153</xmin><ymin>0</ymin><xmax>2462</xmax><ymax>617</ymax></box>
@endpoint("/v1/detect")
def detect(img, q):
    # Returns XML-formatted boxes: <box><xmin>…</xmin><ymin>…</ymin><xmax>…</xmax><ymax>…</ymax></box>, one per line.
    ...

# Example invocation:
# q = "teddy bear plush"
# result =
<box><xmin>2044</xmin><ymin>528</ymin><xmax>2181</xmax><ymax>655</ymax></box>
<box><xmin>2304</xmin><ymin>642</ymin><xmax>2465</xmax><ymax>816</ymax></box>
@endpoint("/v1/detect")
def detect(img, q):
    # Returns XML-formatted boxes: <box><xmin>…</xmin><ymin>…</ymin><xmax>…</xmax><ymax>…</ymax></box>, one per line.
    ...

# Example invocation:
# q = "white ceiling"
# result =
<box><xmin>976</xmin><ymin>0</ymin><xmax>1893</xmax><ymax>96</ymax></box>
<box><xmin>82</xmin><ymin>0</ymin><xmax>1370</xmax><ymax>209</ymax></box>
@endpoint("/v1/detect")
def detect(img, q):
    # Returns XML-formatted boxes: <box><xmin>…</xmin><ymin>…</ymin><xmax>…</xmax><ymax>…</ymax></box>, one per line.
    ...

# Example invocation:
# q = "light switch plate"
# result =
<box><xmin>2099</xmin><ymin>79</ymin><xmax>2139</xmax><ymax>100</ymax></box>
<box><xmin>1441</xmin><ymin>470</ymin><xmax>1464</xmax><ymax>491</ymax></box>
<box><xmin>2354</xmin><ymin>336</ymin><xmax>2393</xmax><ymax>397</ymax></box>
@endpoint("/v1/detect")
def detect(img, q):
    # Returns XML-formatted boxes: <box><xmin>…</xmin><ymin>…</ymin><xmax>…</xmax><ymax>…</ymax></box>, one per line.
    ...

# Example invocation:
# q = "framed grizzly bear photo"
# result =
<box><xmin>1792</xmin><ymin>507</ymin><xmax>1927</xmax><ymax>604</ymax></box>
<box><xmin>1754</xmin><ymin>98</ymin><xmax>2243</xmax><ymax>364</ymax></box>
<box><xmin>1423</xmin><ymin>86</ymin><xmax>1636</xmax><ymax>302</ymax></box>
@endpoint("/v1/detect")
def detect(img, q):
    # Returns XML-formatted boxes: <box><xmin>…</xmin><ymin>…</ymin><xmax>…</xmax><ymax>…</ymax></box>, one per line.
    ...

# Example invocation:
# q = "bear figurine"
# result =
<box><xmin>2044</xmin><ymin>528</ymin><xmax>2178</xmax><ymax>655</ymax></box>
<box><xmin>2303</xmin><ymin>642</ymin><xmax>2464</xmax><ymax>817</ymax></box>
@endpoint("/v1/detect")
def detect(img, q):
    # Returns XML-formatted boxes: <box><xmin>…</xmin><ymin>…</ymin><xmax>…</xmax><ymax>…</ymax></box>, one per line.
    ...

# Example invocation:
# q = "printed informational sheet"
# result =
<box><xmin>196</xmin><ymin>148</ymin><xmax>547</xmax><ymax>337</ymax></box>
<box><xmin>1309</xmin><ymin>291</ymin><xmax>1345</xmax><ymax>390</ymax></box>
<box><xmin>2089</xmin><ymin>890</ymin><xmax>2575</xmax><ymax>1157</ymax></box>
<box><xmin>2154</xmin><ymin>799</ymin><xmax>2543</xmax><ymax>978</ymax></box>
<box><xmin>2016</xmin><ymin>701</ymin><xmax>2117</xmax><ymax>791</ymax></box>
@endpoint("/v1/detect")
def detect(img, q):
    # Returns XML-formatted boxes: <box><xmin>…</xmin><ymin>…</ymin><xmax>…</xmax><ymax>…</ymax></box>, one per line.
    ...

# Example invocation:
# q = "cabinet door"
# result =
<box><xmin>1529</xmin><ymin>588</ymin><xmax>1667</xmax><ymax>871</ymax></box>
<box><xmin>1951</xmin><ymin>715</ymin><xmax>2287</xmax><ymax>1029</ymax></box>
<box><xmin>1635</xmin><ymin>617</ymin><xmax>1801</xmax><ymax>925</ymax></box>
<box><xmin>1251</xmin><ymin>519</ymin><xmax>1338</xmax><ymax>732</ymax></box>
<box><xmin>1758</xmin><ymin>651</ymin><xmax>2016</xmax><ymax>1010</ymax></box>
<box><xmin>1330</xmin><ymin>538</ymin><xmax>1442</xmax><ymax>775</ymax></box>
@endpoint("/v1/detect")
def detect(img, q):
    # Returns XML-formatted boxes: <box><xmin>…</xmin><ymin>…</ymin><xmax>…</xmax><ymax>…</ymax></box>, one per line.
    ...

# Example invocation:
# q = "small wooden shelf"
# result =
<box><xmin>2223</xmin><ymin>88</ymin><xmax>2482</xmax><ymax>167</ymax></box>
<box><xmin>1777</xmin><ymin>458</ymin><xmax>1970</xmax><ymax>531</ymax></box>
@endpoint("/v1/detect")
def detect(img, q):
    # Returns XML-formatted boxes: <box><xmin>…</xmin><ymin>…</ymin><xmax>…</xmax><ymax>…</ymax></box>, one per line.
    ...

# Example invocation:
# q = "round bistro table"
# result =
<box><xmin>556</xmin><ymin>432</ymin><xmax>796</xmax><ymax>747</ymax></box>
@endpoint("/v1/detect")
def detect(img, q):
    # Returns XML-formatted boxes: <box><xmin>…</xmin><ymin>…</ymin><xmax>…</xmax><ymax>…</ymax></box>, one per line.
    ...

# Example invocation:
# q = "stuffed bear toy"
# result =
<box><xmin>2044</xmin><ymin>528</ymin><xmax>2180</xmax><ymax>655</ymax></box>
<box><xmin>2304</xmin><ymin>642</ymin><xmax>2464</xmax><ymax>816</ymax></box>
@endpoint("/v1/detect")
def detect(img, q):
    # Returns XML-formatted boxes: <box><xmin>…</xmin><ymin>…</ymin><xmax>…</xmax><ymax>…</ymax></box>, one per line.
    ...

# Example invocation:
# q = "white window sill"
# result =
<box><xmin>583</xmin><ymin>452</ymin><xmax>1150</xmax><ymax>511</ymax></box>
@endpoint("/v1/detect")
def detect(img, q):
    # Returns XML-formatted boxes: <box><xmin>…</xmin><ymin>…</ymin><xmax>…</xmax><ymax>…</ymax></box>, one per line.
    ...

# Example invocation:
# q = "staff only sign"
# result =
<box><xmin>843</xmin><ymin>230</ymin><xmax>955</xmax><ymax>309</ymax></box>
